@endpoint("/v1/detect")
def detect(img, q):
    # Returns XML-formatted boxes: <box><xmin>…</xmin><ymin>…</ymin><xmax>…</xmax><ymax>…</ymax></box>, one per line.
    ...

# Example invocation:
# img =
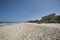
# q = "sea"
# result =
<box><xmin>0</xmin><ymin>22</ymin><xmax>20</xmax><ymax>27</ymax></box>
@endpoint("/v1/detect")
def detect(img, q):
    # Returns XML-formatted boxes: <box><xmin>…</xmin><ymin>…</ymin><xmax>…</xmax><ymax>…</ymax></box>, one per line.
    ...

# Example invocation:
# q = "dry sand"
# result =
<box><xmin>0</xmin><ymin>23</ymin><xmax>60</xmax><ymax>40</ymax></box>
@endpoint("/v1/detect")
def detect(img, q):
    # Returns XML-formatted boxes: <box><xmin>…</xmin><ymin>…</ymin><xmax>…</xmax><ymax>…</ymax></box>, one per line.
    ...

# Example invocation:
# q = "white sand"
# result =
<box><xmin>0</xmin><ymin>23</ymin><xmax>60</xmax><ymax>40</ymax></box>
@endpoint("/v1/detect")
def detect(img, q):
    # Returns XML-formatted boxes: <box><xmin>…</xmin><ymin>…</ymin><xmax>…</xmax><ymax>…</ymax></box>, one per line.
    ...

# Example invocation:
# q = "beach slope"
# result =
<box><xmin>0</xmin><ymin>23</ymin><xmax>60</xmax><ymax>40</ymax></box>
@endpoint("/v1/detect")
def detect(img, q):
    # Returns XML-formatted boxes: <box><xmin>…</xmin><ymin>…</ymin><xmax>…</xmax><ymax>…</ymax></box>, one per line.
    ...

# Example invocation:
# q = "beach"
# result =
<box><xmin>0</xmin><ymin>23</ymin><xmax>60</xmax><ymax>40</ymax></box>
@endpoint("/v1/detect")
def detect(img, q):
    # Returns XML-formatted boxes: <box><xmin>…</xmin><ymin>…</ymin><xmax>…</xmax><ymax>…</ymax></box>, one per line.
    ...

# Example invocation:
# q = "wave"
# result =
<box><xmin>0</xmin><ymin>23</ymin><xmax>17</xmax><ymax>27</ymax></box>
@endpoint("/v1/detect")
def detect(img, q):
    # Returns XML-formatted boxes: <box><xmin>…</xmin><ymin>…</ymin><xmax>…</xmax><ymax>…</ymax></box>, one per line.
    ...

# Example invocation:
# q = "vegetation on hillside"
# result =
<box><xmin>28</xmin><ymin>13</ymin><xmax>60</xmax><ymax>23</ymax></box>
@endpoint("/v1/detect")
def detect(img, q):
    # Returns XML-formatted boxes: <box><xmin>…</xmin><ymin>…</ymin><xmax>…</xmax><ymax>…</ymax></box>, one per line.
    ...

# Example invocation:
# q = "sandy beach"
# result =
<box><xmin>0</xmin><ymin>23</ymin><xmax>60</xmax><ymax>40</ymax></box>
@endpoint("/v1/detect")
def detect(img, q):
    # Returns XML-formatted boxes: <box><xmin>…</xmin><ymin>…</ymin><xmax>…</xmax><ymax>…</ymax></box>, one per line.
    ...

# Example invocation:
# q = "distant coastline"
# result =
<box><xmin>28</xmin><ymin>13</ymin><xmax>60</xmax><ymax>23</ymax></box>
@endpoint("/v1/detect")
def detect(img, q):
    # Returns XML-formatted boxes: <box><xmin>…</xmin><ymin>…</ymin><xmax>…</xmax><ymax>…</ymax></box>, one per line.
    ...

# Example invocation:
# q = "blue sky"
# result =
<box><xmin>0</xmin><ymin>0</ymin><xmax>60</xmax><ymax>22</ymax></box>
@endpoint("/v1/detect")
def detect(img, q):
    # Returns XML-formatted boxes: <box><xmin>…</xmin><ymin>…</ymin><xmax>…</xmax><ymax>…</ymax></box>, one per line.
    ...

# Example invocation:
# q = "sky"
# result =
<box><xmin>0</xmin><ymin>0</ymin><xmax>60</xmax><ymax>22</ymax></box>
